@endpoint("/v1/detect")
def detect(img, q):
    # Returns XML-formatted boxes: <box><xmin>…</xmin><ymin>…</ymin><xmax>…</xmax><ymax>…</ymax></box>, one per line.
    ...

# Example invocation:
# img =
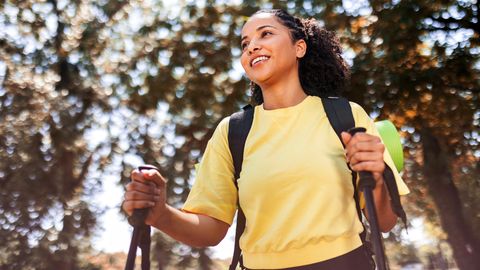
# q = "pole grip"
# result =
<box><xmin>128</xmin><ymin>165</ymin><xmax>161</xmax><ymax>227</ymax></box>
<box><xmin>347</xmin><ymin>127</ymin><xmax>377</xmax><ymax>189</ymax></box>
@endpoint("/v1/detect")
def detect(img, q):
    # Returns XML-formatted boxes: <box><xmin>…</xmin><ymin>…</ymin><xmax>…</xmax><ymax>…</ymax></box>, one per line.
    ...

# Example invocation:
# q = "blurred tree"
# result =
<box><xmin>2</xmin><ymin>0</ymin><xmax>479</xmax><ymax>269</ymax></box>
<box><xmin>339</xmin><ymin>1</ymin><xmax>480</xmax><ymax>269</ymax></box>
<box><xmin>0</xmin><ymin>0</ymin><xmax>126</xmax><ymax>269</ymax></box>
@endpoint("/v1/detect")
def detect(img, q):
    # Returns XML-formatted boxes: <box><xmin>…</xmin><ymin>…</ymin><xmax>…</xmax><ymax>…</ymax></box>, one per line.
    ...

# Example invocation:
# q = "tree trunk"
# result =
<box><xmin>421</xmin><ymin>127</ymin><xmax>480</xmax><ymax>270</ymax></box>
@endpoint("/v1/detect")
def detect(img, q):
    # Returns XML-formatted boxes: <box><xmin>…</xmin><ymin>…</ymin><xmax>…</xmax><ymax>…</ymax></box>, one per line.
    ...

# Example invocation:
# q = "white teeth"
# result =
<box><xmin>252</xmin><ymin>56</ymin><xmax>269</xmax><ymax>66</ymax></box>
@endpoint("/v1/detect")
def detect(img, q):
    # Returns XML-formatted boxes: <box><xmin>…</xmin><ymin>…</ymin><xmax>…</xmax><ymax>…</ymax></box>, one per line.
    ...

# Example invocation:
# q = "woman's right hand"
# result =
<box><xmin>122</xmin><ymin>167</ymin><xmax>229</xmax><ymax>247</ymax></box>
<box><xmin>122</xmin><ymin>168</ymin><xmax>168</xmax><ymax>226</ymax></box>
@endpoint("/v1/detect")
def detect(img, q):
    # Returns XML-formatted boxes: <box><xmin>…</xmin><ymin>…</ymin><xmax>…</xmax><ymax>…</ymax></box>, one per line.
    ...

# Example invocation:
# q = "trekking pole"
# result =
<box><xmin>348</xmin><ymin>128</ymin><xmax>388</xmax><ymax>270</ymax></box>
<box><xmin>125</xmin><ymin>165</ymin><xmax>159</xmax><ymax>270</ymax></box>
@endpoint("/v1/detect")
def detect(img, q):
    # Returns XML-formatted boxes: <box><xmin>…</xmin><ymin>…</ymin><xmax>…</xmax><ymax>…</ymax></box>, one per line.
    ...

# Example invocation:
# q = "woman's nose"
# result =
<box><xmin>247</xmin><ymin>40</ymin><xmax>260</xmax><ymax>55</ymax></box>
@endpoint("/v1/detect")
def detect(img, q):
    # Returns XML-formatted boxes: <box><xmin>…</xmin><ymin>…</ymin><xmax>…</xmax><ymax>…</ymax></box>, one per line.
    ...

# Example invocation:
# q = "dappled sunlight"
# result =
<box><xmin>1</xmin><ymin>0</ymin><xmax>478</xmax><ymax>269</ymax></box>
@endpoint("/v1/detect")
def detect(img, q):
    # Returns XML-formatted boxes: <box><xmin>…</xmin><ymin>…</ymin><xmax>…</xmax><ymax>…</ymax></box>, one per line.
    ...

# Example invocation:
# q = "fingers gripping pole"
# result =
<box><xmin>348</xmin><ymin>127</ymin><xmax>387</xmax><ymax>270</ymax></box>
<box><xmin>125</xmin><ymin>165</ymin><xmax>159</xmax><ymax>270</ymax></box>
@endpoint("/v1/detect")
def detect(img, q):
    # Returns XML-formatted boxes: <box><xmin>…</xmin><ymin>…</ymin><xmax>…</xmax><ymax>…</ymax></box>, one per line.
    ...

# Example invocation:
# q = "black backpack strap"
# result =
<box><xmin>383</xmin><ymin>164</ymin><xmax>408</xmax><ymax>227</ymax></box>
<box><xmin>321</xmin><ymin>97</ymin><xmax>354</xmax><ymax>148</ymax></box>
<box><xmin>321</xmin><ymin>97</ymin><xmax>364</xmax><ymax>232</ymax></box>
<box><xmin>228</xmin><ymin>104</ymin><xmax>254</xmax><ymax>270</ymax></box>
<box><xmin>228</xmin><ymin>104</ymin><xmax>254</xmax><ymax>182</ymax></box>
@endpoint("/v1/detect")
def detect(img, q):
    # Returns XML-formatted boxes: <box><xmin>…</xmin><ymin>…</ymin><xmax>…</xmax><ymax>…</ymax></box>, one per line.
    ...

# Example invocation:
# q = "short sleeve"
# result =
<box><xmin>181</xmin><ymin>117</ymin><xmax>238</xmax><ymax>225</ymax></box>
<box><xmin>350</xmin><ymin>102</ymin><xmax>410</xmax><ymax>208</ymax></box>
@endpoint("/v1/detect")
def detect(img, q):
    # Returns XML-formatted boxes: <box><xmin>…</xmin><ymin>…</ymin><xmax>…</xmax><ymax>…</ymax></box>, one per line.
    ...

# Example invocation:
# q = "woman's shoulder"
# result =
<box><xmin>348</xmin><ymin>101</ymin><xmax>364</xmax><ymax>112</ymax></box>
<box><xmin>212</xmin><ymin>116</ymin><xmax>231</xmax><ymax>140</ymax></box>
<box><xmin>348</xmin><ymin>101</ymin><xmax>371</xmax><ymax>121</ymax></box>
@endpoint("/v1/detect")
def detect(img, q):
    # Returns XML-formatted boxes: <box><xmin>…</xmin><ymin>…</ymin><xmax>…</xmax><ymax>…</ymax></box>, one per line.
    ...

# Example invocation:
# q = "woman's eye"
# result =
<box><xmin>241</xmin><ymin>42</ymin><xmax>248</xmax><ymax>51</ymax></box>
<box><xmin>261</xmin><ymin>31</ymin><xmax>272</xmax><ymax>37</ymax></box>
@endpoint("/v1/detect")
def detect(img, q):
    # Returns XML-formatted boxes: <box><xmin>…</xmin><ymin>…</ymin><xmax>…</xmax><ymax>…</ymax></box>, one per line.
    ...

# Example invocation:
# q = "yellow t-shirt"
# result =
<box><xmin>182</xmin><ymin>95</ymin><xmax>409</xmax><ymax>269</ymax></box>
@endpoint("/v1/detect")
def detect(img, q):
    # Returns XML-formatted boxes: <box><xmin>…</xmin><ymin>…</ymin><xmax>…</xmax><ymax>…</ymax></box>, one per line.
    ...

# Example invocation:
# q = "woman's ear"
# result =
<box><xmin>295</xmin><ymin>39</ymin><xmax>307</xmax><ymax>58</ymax></box>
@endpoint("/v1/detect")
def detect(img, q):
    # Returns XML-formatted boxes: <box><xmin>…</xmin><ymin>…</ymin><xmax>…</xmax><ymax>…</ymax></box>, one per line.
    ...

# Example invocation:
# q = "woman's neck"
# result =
<box><xmin>260</xmin><ymin>76</ymin><xmax>307</xmax><ymax>110</ymax></box>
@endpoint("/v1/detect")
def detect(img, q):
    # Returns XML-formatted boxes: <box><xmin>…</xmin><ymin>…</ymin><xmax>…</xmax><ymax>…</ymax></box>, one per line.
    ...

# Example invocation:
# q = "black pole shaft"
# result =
<box><xmin>348</xmin><ymin>127</ymin><xmax>388</xmax><ymax>270</ymax></box>
<box><xmin>362</xmin><ymin>185</ymin><xmax>387</xmax><ymax>270</ymax></box>
<box><xmin>125</xmin><ymin>226</ymin><xmax>141</xmax><ymax>270</ymax></box>
<box><xmin>140</xmin><ymin>225</ymin><xmax>151</xmax><ymax>270</ymax></box>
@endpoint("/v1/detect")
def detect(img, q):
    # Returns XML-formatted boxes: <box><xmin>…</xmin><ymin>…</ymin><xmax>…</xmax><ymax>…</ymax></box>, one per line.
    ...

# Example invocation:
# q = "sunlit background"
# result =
<box><xmin>1</xmin><ymin>0</ymin><xmax>479</xmax><ymax>269</ymax></box>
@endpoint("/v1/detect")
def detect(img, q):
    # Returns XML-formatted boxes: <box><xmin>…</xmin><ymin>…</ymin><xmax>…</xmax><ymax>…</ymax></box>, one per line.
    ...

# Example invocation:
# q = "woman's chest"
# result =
<box><xmin>237</xmin><ymin>120</ymin><xmax>352</xmax><ymax>198</ymax></box>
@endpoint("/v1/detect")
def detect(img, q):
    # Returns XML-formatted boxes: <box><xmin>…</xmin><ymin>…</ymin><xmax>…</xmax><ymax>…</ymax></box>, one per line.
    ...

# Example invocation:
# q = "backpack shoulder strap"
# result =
<box><xmin>321</xmin><ymin>96</ymin><xmax>354</xmax><ymax>147</ymax></box>
<box><xmin>384</xmin><ymin>165</ymin><xmax>408</xmax><ymax>227</ymax></box>
<box><xmin>228</xmin><ymin>104</ymin><xmax>254</xmax><ymax>183</ymax></box>
<box><xmin>227</xmin><ymin>104</ymin><xmax>254</xmax><ymax>270</ymax></box>
<box><xmin>322</xmin><ymin>97</ymin><xmax>364</xmax><ymax>221</ymax></box>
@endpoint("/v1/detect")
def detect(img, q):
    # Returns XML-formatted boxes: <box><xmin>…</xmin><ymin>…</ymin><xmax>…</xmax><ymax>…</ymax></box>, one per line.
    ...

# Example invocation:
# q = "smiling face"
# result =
<box><xmin>240</xmin><ymin>13</ymin><xmax>306</xmax><ymax>89</ymax></box>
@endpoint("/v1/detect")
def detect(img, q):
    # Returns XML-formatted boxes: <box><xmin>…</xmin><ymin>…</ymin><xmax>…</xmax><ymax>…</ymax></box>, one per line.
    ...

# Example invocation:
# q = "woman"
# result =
<box><xmin>122</xmin><ymin>9</ymin><xmax>409</xmax><ymax>270</ymax></box>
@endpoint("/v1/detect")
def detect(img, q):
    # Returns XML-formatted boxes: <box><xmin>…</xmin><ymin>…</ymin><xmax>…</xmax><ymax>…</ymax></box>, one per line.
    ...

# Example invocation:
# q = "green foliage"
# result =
<box><xmin>0</xmin><ymin>0</ymin><xmax>124</xmax><ymax>269</ymax></box>
<box><xmin>1</xmin><ymin>0</ymin><xmax>479</xmax><ymax>269</ymax></box>
<box><xmin>339</xmin><ymin>1</ymin><xmax>480</xmax><ymax>268</ymax></box>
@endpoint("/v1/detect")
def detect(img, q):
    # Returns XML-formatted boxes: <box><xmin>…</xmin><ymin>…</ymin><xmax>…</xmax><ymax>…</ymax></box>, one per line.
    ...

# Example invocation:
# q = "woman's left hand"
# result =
<box><xmin>341</xmin><ymin>131</ymin><xmax>385</xmax><ymax>184</ymax></box>
<box><xmin>341</xmin><ymin>130</ymin><xmax>398</xmax><ymax>231</ymax></box>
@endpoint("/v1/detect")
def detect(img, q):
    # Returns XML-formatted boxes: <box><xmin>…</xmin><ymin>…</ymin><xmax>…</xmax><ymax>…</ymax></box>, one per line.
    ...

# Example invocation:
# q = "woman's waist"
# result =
<box><xmin>242</xmin><ymin>234</ymin><xmax>363</xmax><ymax>269</ymax></box>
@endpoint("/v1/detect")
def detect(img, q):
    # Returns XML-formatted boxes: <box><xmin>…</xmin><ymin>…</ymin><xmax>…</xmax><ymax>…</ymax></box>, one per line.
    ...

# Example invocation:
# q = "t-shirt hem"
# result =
<box><xmin>243</xmin><ymin>234</ymin><xmax>362</xmax><ymax>269</ymax></box>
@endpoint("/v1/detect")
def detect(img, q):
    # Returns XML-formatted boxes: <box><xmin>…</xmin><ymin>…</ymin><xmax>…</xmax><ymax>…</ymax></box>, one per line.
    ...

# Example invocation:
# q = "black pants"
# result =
<box><xmin>246</xmin><ymin>245</ymin><xmax>373</xmax><ymax>270</ymax></box>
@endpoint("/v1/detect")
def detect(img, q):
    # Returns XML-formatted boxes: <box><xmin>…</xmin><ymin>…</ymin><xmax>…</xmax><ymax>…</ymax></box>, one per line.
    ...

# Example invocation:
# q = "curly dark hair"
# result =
<box><xmin>249</xmin><ymin>9</ymin><xmax>350</xmax><ymax>105</ymax></box>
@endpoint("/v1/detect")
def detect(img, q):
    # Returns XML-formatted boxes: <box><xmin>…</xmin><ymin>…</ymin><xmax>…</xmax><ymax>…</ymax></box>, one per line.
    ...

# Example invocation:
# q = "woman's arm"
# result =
<box><xmin>151</xmin><ymin>205</ymin><xmax>230</xmax><ymax>247</ymax></box>
<box><xmin>122</xmin><ymin>168</ymin><xmax>229</xmax><ymax>247</ymax></box>
<box><xmin>150</xmin><ymin>204</ymin><xmax>229</xmax><ymax>247</ymax></box>
<box><xmin>368</xmin><ymin>176</ymin><xmax>397</xmax><ymax>232</ymax></box>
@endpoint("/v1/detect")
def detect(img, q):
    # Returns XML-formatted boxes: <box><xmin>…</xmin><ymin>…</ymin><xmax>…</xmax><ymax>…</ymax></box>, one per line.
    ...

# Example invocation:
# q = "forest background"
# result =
<box><xmin>1</xmin><ymin>0</ymin><xmax>479</xmax><ymax>269</ymax></box>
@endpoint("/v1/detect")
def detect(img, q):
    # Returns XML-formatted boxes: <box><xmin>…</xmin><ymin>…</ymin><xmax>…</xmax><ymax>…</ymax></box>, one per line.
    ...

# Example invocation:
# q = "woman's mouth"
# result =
<box><xmin>251</xmin><ymin>55</ymin><xmax>270</xmax><ymax>67</ymax></box>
